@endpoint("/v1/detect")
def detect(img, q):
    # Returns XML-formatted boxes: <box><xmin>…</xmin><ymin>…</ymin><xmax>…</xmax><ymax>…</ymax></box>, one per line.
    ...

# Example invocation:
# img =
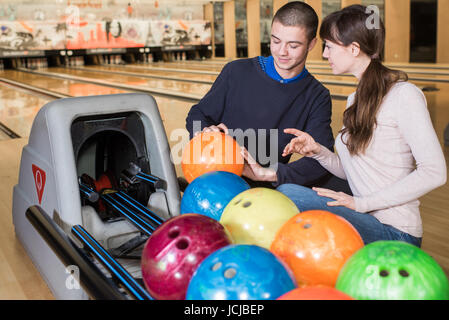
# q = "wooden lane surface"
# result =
<box><xmin>202</xmin><ymin>58</ymin><xmax>449</xmax><ymax>71</ymax></box>
<box><xmin>1</xmin><ymin>70</ymin><xmax>127</xmax><ymax>97</ymax></box>
<box><xmin>142</xmin><ymin>62</ymin><xmax>224</xmax><ymax>72</ymax></box>
<box><xmin>80</xmin><ymin>65</ymin><xmax>219</xmax><ymax>82</ymax></box>
<box><xmin>0</xmin><ymin>82</ymin><xmax>52</xmax><ymax>138</ymax></box>
<box><xmin>0</xmin><ymin>128</ymin><xmax>10</xmax><ymax>141</ymax></box>
<box><xmin>152</xmin><ymin>60</ymin><xmax>449</xmax><ymax>81</ymax></box>
<box><xmin>47</xmin><ymin>67</ymin><xmax>212</xmax><ymax>97</ymax></box>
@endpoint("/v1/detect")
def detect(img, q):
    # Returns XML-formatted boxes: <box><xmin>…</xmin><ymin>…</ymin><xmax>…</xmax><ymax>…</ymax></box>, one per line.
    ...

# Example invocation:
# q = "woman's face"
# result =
<box><xmin>322</xmin><ymin>40</ymin><xmax>357</xmax><ymax>75</ymax></box>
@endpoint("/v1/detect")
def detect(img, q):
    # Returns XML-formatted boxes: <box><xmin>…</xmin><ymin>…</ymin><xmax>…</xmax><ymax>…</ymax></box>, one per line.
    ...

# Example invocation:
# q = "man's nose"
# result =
<box><xmin>279</xmin><ymin>43</ymin><xmax>288</xmax><ymax>55</ymax></box>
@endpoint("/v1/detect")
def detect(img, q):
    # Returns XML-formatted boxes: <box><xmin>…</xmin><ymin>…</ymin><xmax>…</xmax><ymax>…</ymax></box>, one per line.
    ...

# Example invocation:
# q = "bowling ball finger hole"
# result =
<box><xmin>399</xmin><ymin>269</ymin><xmax>410</xmax><ymax>277</ymax></box>
<box><xmin>379</xmin><ymin>270</ymin><xmax>389</xmax><ymax>277</ymax></box>
<box><xmin>211</xmin><ymin>262</ymin><xmax>222</xmax><ymax>271</ymax></box>
<box><xmin>303</xmin><ymin>223</ymin><xmax>312</xmax><ymax>229</ymax></box>
<box><xmin>224</xmin><ymin>268</ymin><xmax>237</xmax><ymax>279</ymax></box>
<box><xmin>168</xmin><ymin>228</ymin><xmax>180</xmax><ymax>239</ymax></box>
<box><xmin>242</xmin><ymin>201</ymin><xmax>252</xmax><ymax>208</ymax></box>
<box><xmin>176</xmin><ymin>238</ymin><xmax>189</xmax><ymax>250</ymax></box>
<box><xmin>234</xmin><ymin>199</ymin><xmax>242</xmax><ymax>205</ymax></box>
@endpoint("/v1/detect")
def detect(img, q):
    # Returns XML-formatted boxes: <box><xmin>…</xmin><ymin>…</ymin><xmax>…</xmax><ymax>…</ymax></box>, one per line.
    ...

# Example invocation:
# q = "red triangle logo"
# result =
<box><xmin>32</xmin><ymin>164</ymin><xmax>46</xmax><ymax>205</ymax></box>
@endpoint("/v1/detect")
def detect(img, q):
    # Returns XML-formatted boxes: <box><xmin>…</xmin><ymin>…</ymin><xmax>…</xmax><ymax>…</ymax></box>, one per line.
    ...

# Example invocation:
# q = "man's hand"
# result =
<box><xmin>194</xmin><ymin>123</ymin><xmax>229</xmax><ymax>137</ymax></box>
<box><xmin>241</xmin><ymin>147</ymin><xmax>277</xmax><ymax>182</ymax></box>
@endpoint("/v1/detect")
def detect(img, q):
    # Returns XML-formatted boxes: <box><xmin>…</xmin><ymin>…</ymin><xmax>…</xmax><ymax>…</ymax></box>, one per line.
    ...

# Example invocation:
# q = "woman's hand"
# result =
<box><xmin>313</xmin><ymin>187</ymin><xmax>356</xmax><ymax>210</ymax></box>
<box><xmin>282</xmin><ymin>128</ymin><xmax>321</xmax><ymax>157</ymax></box>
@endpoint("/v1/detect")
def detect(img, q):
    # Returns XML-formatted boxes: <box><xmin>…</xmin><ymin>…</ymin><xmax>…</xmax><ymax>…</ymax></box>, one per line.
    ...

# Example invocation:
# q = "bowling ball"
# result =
<box><xmin>141</xmin><ymin>214</ymin><xmax>232</xmax><ymax>300</ymax></box>
<box><xmin>270</xmin><ymin>210</ymin><xmax>364</xmax><ymax>287</ymax></box>
<box><xmin>336</xmin><ymin>241</ymin><xmax>449</xmax><ymax>300</ymax></box>
<box><xmin>181</xmin><ymin>132</ymin><xmax>244</xmax><ymax>183</ymax></box>
<box><xmin>186</xmin><ymin>244</ymin><xmax>297</xmax><ymax>300</ymax></box>
<box><xmin>277</xmin><ymin>286</ymin><xmax>354</xmax><ymax>300</ymax></box>
<box><xmin>220</xmin><ymin>188</ymin><xmax>299</xmax><ymax>249</ymax></box>
<box><xmin>181</xmin><ymin>171</ymin><xmax>250</xmax><ymax>220</ymax></box>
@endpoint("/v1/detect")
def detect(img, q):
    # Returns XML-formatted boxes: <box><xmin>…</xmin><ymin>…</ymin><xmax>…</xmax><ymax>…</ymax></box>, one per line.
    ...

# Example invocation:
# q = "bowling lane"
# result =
<box><xmin>0</xmin><ymin>70</ymin><xmax>196</xmax><ymax>155</ymax></box>
<box><xmin>0</xmin><ymin>129</ymin><xmax>10</xmax><ymax>141</ymax></box>
<box><xmin>48</xmin><ymin>67</ymin><xmax>212</xmax><ymax>97</ymax></box>
<box><xmin>0</xmin><ymin>82</ymin><xmax>52</xmax><ymax>138</ymax></box>
<box><xmin>153</xmin><ymin>60</ymin><xmax>449</xmax><ymax>82</ymax></box>
<box><xmin>308</xmin><ymin>67</ymin><xmax>449</xmax><ymax>82</ymax></box>
<box><xmin>1</xmin><ymin>70</ymin><xmax>127</xmax><ymax>97</ymax></box>
<box><xmin>147</xmin><ymin>61</ymin><xmax>225</xmax><ymax>72</ymax></box>
<box><xmin>0</xmin><ymin>70</ymin><xmax>128</xmax><ymax>138</ymax></box>
<box><xmin>308</xmin><ymin>60</ymin><xmax>449</xmax><ymax>71</ymax></box>
<box><xmin>83</xmin><ymin>64</ymin><xmax>358</xmax><ymax>98</ymax></box>
<box><xmin>78</xmin><ymin>64</ymin><xmax>219</xmax><ymax>83</ymax></box>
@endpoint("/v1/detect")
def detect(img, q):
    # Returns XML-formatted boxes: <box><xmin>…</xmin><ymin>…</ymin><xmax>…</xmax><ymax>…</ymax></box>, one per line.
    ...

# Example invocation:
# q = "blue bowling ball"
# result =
<box><xmin>186</xmin><ymin>244</ymin><xmax>297</xmax><ymax>300</ymax></box>
<box><xmin>181</xmin><ymin>171</ymin><xmax>250</xmax><ymax>220</ymax></box>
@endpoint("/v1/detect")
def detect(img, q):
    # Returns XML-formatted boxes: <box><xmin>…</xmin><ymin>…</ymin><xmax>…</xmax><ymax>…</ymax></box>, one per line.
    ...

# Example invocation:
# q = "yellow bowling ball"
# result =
<box><xmin>220</xmin><ymin>188</ymin><xmax>299</xmax><ymax>249</ymax></box>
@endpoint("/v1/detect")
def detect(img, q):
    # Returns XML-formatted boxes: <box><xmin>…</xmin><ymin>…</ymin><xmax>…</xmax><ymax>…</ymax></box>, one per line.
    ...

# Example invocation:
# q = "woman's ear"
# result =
<box><xmin>351</xmin><ymin>42</ymin><xmax>361</xmax><ymax>57</ymax></box>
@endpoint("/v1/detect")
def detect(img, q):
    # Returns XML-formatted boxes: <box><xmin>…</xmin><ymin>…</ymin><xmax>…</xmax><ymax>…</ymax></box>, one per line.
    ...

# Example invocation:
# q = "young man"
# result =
<box><xmin>186</xmin><ymin>2</ymin><xmax>346</xmax><ymax>191</ymax></box>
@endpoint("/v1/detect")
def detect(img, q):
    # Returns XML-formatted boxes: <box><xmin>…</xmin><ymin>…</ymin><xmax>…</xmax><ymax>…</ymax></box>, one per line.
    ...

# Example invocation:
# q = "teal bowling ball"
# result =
<box><xmin>186</xmin><ymin>244</ymin><xmax>297</xmax><ymax>300</ymax></box>
<box><xmin>180</xmin><ymin>171</ymin><xmax>250</xmax><ymax>220</ymax></box>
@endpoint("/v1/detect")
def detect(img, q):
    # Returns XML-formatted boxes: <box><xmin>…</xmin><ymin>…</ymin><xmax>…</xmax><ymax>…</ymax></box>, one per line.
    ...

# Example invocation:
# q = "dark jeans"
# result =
<box><xmin>244</xmin><ymin>173</ymin><xmax>353</xmax><ymax>195</ymax></box>
<box><xmin>277</xmin><ymin>183</ymin><xmax>422</xmax><ymax>248</ymax></box>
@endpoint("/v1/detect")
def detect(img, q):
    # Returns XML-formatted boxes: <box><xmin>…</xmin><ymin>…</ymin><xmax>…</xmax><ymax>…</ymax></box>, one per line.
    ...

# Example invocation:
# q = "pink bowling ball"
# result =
<box><xmin>141</xmin><ymin>214</ymin><xmax>232</xmax><ymax>300</ymax></box>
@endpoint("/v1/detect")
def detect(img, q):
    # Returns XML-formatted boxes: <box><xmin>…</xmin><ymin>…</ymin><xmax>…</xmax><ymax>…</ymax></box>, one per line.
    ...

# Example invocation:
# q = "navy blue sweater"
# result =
<box><xmin>186</xmin><ymin>58</ymin><xmax>334</xmax><ymax>187</ymax></box>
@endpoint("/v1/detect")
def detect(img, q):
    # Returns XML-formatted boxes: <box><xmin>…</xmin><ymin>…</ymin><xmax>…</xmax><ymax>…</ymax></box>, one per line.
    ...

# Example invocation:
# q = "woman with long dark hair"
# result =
<box><xmin>277</xmin><ymin>5</ymin><xmax>446</xmax><ymax>247</ymax></box>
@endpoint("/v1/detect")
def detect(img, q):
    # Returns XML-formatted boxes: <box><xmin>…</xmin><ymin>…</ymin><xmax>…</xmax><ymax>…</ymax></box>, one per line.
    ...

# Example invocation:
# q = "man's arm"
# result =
<box><xmin>275</xmin><ymin>89</ymin><xmax>335</xmax><ymax>187</ymax></box>
<box><xmin>186</xmin><ymin>63</ymin><xmax>231</xmax><ymax>139</ymax></box>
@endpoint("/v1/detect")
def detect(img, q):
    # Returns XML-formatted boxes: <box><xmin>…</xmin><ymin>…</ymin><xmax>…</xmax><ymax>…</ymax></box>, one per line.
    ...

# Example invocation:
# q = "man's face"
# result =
<box><xmin>270</xmin><ymin>20</ymin><xmax>316</xmax><ymax>78</ymax></box>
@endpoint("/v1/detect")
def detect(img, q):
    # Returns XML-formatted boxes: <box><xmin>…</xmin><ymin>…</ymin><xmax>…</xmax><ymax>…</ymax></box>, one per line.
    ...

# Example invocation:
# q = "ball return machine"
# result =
<box><xmin>13</xmin><ymin>93</ymin><xmax>184</xmax><ymax>299</ymax></box>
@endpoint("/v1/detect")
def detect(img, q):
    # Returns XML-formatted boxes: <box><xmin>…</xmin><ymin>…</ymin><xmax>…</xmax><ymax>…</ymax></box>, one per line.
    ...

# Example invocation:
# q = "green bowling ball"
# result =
<box><xmin>336</xmin><ymin>241</ymin><xmax>449</xmax><ymax>300</ymax></box>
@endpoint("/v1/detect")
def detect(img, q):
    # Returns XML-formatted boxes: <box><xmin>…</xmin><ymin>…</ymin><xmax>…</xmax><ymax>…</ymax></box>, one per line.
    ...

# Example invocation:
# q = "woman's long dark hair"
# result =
<box><xmin>320</xmin><ymin>5</ymin><xmax>408</xmax><ymax>155</ymax></box>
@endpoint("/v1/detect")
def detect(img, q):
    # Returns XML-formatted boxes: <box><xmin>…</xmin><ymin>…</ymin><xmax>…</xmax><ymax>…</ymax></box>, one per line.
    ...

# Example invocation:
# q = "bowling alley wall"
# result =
<box><xmin>0</xmin><ymin>0</ymin><xmax>211</xmax><ymax>51</ymax></box>
<box><xmin>0</xmin><ymin>0</ymin><xmax>448</xmax><ymax>64</ymax></box>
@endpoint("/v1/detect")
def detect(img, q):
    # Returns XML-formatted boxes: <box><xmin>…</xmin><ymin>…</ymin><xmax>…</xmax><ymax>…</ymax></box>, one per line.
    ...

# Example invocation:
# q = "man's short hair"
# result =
<box><xmin>272</xmin><ymin>1</ymin><xmax>319</xmax><ymax>41</ymax></box>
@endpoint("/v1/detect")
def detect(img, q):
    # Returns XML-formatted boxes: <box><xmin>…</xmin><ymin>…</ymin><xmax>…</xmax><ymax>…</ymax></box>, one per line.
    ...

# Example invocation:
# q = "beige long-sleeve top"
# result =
<box><xmin>312</xmin><ymin>81</ymin><xmax>447</xmax><ymax>237</ymax></box>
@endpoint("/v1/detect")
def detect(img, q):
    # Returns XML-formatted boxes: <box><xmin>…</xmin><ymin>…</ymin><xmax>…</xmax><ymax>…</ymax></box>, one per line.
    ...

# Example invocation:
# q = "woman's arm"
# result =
<box><xmin>282</xmin><ymin>129</ymin><xmax>347</xmax><ymax>180</ymax></box>
<box><xmin>311</xmin><ymin>144</ymin><xmax>347</xmax><ymax>180</ymax></box>
<box><xmin>354</xmin><ymin>84</ymin><xmax>447</xmax><ymax>213</ymax></box>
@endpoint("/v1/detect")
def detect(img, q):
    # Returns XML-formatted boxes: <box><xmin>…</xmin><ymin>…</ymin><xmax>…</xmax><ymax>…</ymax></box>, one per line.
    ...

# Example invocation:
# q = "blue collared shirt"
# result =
<box><xmin>258</xmin><ymin>55</ymin><xmax>309</xmax><ymax>83</ymax></box>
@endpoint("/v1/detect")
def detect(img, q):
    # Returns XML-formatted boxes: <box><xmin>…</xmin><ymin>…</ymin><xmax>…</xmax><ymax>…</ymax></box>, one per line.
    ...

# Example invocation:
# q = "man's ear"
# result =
<box><xmin>308</xmin><ymin>37</ymin><xmax>318</xmax><ymax>52</ymax></box>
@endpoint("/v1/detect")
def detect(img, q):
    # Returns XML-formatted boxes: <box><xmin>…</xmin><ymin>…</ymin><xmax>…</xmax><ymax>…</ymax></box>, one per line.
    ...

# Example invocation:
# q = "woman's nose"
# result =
<box><xmin>322</xmin><ymin>47</ymin><xmax>329</xmax><ymax>58</ymax></box>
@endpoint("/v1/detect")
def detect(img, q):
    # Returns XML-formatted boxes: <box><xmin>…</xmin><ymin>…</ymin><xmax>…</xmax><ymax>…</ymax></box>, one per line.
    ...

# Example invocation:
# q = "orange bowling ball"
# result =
<box><xmin>270</xmin><ymin>210</ymin><xmax>364</xmax><ymax>287</ymax></box>
<box><xmin>181</xmin><ymin>132</ymin><xmax>244</xmax><ymax>183</ymax></box>
<box><xmin>277</xmin><ymin>286</ymin><xmax>354</xmax><ymax>300</ymax></box>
